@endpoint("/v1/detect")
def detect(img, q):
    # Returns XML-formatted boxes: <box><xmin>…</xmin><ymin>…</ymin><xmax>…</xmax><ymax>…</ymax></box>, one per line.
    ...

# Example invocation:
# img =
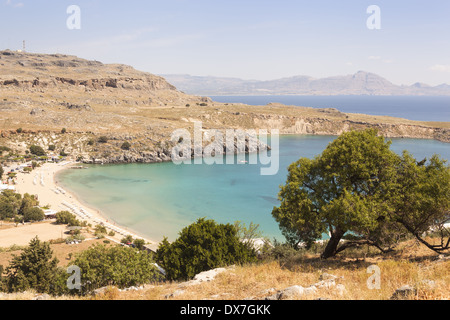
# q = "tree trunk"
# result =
<box><xmin>321</xmin><ymin>227</ymin><xmax>345</xmax><ymax>259</ymax></box>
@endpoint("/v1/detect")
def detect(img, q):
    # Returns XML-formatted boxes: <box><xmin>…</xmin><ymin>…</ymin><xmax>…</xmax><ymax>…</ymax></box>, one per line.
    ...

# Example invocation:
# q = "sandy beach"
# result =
<box><xmin>1</xmin><ymin>161</ymin><xmax>160</xmax><ymax>251</ymax></box>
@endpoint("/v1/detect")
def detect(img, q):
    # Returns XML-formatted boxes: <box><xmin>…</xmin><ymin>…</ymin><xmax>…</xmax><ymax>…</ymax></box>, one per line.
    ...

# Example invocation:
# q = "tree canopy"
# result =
<box><xmin>3</xmin><ymin>237</ymin><xmax>59</xmax><ymax>294</ymax></box>
<box><xmin>272</xmin><ymin>129</ymin><xmax>450</xmax><ymax>258</ymax></box>
<box><xmin>155</xmin><ymin>218</ymin><xmax>257</xmax><ymax>281</ymax></box>
<box><xmin>70</xmin><ymin>244</ymin><xmax>163</xmax><ymax>294</ymax></box>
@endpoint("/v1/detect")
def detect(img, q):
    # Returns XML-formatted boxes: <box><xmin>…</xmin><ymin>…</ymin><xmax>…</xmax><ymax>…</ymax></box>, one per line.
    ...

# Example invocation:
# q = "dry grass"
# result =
<box><xmin>0</xmin><ymin>236</ymin><xmax>448</xmax><ymax>300</ymax></box>
<box><xmin>90</xmin><ymin>239</ymin><xmax>449</xmax><ymax>301</ymax></box>
<box><xmin>0</xmin><ymin>238</ymin><xmax>108</xmax><ymax>269</ymax></box>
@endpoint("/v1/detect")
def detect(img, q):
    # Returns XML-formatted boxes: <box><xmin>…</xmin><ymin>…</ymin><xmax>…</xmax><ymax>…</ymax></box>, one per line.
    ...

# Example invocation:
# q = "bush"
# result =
<box><xmin>55</xmin><ymin>211</ymin><xmax>80</xmax><ymax>226</ymax></box>
<box><xmin>3</xmin><ymin>237</ymin><xmax>59</xmax><ymax>294</ymax></box>
<box><xmin>95</xmin><ymin>224</ymin><xmax>107</xmax><ymax>234</ymax></box>
<box><xmin>98</xmin><ymin>136</ymin><xmax>108</xmax><ymax>143</ymax></box>
<box><xmin>29</xmin><ymin>145</ymin><xmax>46</xmax><ymax>156</ymax></box>
<box><xmin>65</xmin><ymin>234</ymin><xmax>85</xmax><ymax>243</ymax></box>
<box><xmin>133</xmin><ymin>238</ymin><xmax>146</xmax><ymax>250</ymax></box>
<box><xmin>121</xmin><ymin>235</ymin><xmax>134</xmax><ymax>245</ymax></box>
<box><xmin>48</xmin><ymin>145</ymin><xmax>56</xmax><ymax>151</ymax></box>
<box><xmin>23</xmin><ymin>207</ymin><xmax>45</xmax><ymax>222</ymax></box>
<box><xmin>121</xmin><ymin>141</ymin><xmax>131</xmax><ymax>150</ymax></box>
<box><xmin>0</xmin><ymin>190</ymin><xmax>22</xmax><ymax>220</ymax></box>
<box><xmin>155</xmin><ymin>218</ymin><xmax>257</xmax><ymax>281</ymax></box>
<box><xmin>70</xmin><ymin>244</ymin><xmax>164</xmax><ymax>294</ymax></box>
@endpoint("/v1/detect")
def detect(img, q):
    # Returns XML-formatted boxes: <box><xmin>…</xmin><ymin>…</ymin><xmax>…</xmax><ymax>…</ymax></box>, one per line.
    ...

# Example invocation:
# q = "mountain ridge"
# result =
<box><xmin>161</xmin><ymin>71</ymin><xmax>450</xmax><ymax>96</ymax></box>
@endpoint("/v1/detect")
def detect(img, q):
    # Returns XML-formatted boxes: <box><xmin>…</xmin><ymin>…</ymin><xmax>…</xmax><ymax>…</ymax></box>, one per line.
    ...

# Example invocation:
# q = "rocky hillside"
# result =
<box><xmin>0</xmin><ymin>50</ymin><xmax>449</xmax><ymax>164</ymax></box>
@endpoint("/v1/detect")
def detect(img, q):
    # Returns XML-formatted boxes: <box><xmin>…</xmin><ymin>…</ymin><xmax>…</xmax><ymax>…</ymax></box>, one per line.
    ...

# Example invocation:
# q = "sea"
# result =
<box><xmin>209</xmin><ymin>95</ymin><xmax>450</xmax><ymax>122</ymax></box>
<box><xmin>57</xmin><ymin>96</ymin><xmax>450</xmax><ymax>243</ymax></box>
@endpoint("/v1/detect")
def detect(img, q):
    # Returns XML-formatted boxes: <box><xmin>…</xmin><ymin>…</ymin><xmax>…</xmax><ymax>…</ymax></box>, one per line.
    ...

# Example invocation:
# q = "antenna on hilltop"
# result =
<box><xmin>23</xmin><ymin>40</ymin><xmax>26</xmax><ymax>52</ymax></box>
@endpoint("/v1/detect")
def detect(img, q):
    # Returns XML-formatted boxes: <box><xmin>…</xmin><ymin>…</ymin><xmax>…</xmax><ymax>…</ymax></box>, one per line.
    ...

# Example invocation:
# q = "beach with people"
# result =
<box><xmin>0</xmin><ymin>161</ymin><xmax>159</xmax><ymax>251</ymax></box>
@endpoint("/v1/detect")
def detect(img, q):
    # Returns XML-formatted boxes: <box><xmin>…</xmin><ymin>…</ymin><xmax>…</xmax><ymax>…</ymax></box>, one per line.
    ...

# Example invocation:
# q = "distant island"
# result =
<box><xmin>161</xmin><ymin>71</ymin><xmax>450</xmax><ymax>96</ymax></box>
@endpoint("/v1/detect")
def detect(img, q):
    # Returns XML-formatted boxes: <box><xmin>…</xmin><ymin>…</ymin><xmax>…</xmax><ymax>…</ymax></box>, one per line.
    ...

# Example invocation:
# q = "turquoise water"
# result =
<box><xmin>57</xmin><ymin>135</ymin><xmax>450</xmax><ymax>242</ymax></box>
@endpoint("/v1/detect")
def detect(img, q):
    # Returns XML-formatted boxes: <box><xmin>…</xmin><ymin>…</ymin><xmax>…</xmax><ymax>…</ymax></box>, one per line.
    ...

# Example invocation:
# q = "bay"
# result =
<box><xmin>57</xmin><ymin>135</ymin><xmax>450</xmax><ymax>243</ymax></box>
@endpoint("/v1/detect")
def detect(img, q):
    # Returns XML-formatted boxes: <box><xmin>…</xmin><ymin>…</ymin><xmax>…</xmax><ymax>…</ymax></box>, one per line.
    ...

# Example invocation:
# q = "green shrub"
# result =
<box><xmin>133</xmin><ymin>238</ymin><xmax>146</xmax><ymax>250</ymax></box>
<box><xmin>55</xmin><ymin>211</ymin><xmax>80</xmax><ymax>226</ymax></box>
<box><xmin>3</xmin><ymin>237</ymin><xmax>59</xmax><ymax>294</ymax></box>
<box><xmin>121</xmin><ymin>235</ymin><xmax>134</xmax><ymax>245</ymax></box>
<box><xmin>23</xmin><ymin>207</ymin><xmax>45</xmax><ymax>222</ymax></box>
<box><xmin>95</xmin><ymin>224</ymin><xmax>107</xmax><ymax>234</ymax></box>
<box><xmin>155</xmin><ymin>218</ymin><xmax>257</xmax><ymax>281</ymax></box>
<box><xmin>29</xmin><ymin>145</ymin><xmax>46</xmax><ymax>156</ymax></box>
<box><xmin>70</xmin><ymin>244</ymin><xmax>164</xmax><ymax>294</ymax></box>
<box><xmin>98</xmin><ymin>136</ymin><xmax>108</xmax><ymax>143</ymax></box>
<box><xmin>121</xmin><ymin>141</ymin><xmax>131</xmax><ymax>150</ymax></box>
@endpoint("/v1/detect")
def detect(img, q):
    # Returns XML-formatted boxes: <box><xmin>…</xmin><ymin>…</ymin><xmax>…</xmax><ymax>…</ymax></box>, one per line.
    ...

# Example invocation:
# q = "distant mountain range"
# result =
<box><xmin>161</xmin><ymin>71</ymin><xmax>450</xmax><ymax>96</ymax></box>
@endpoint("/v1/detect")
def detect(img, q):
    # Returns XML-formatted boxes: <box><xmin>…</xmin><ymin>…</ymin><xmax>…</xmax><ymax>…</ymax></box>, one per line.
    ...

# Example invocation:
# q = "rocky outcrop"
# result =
<box><xmin>0</xmin><ymin>50</ymin><xmax>177</xmax><ymax>93</ymax></box>
<box><xmin>263</xmin><ymin>273</ymin><xmax>344</xmax><ymax>300</ymax></box>
<box><xmin>253</xmin><ymin>114</ymin><xmax>450</xmax><ymax>143</ymax></box>
<box><xmin>0</xmin><ymin>76</ymin><xmax>176</xmax><ymax>92</ymax></box>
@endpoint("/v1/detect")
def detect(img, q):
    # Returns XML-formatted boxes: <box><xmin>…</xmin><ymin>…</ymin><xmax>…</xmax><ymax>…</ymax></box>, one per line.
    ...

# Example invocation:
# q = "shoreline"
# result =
<box><xmin>8</xmin><ymin>161</ymin><xmax>160</xmax><ymax>251</ymax></box>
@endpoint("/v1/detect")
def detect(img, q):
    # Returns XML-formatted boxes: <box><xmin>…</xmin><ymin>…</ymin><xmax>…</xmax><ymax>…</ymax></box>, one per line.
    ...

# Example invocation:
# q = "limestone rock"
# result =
<box><xmin>390</xmin><ymin>285</ymin><xmax>417</xmax><ymax>300</ymax></box>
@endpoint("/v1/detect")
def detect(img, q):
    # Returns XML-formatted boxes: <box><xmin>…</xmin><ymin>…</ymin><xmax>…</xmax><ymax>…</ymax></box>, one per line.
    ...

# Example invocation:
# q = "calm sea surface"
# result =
<box><xmin>209</xmin><ymin>95</ymin><xmax>450</xmax><ymax>122</ymax></box>
<box><xmin>57</xmin><ymin>135</ymin><xmax>450</xmax><ymax>242</ymax></box>
<box><xmin>57</xmin><ymin>96</ymin><xmax>449</xmax><ymax>242</ymax></box>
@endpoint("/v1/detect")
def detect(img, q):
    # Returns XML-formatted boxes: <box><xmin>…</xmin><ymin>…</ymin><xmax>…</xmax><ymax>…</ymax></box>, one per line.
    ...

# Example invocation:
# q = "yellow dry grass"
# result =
<box><xmin>91</xmin><ymin>239</ymin><xmax>449</xmax><ymax>301</ymax></box>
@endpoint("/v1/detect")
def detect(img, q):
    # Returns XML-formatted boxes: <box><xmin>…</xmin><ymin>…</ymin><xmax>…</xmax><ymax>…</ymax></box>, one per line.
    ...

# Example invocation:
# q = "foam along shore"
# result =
<box><xmin>7</xmin><ymin>161</ymin><xmax>160</xmax><ymax>251</ymax></box>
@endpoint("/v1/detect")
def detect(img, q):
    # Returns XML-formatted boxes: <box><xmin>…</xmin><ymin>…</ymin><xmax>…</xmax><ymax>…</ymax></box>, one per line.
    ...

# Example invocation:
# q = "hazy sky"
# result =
<box><xmin>1</xmin><ymin>0</ymin><xmax>450</xmax><ymax>85</ymax></box>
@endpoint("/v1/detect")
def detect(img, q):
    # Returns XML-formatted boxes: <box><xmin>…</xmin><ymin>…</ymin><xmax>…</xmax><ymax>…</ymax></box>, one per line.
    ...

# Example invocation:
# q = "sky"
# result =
<box><xmin>1</xmin><ymin>0</ymin><xmax>450</xmax><ymax>86</ymax></box>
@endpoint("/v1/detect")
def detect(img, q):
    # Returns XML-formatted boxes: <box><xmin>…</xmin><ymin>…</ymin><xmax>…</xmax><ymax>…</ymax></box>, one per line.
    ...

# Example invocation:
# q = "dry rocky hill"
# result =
<box><xmin>0</xmin><ymin>49</ymin><xmax>449</xmax><ymax>164</ymax></box>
